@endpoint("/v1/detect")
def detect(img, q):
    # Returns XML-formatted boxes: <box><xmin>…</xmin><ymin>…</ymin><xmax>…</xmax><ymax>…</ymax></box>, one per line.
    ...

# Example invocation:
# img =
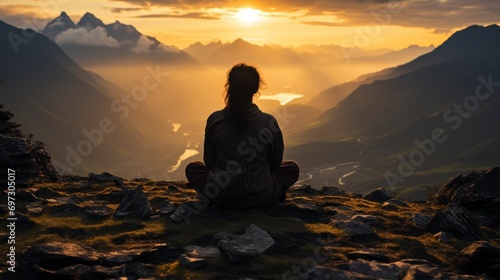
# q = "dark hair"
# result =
<box><xmin>224</xmin><ymin>63</ymin><xmax>264</xmax><ymax>130</ymax></box>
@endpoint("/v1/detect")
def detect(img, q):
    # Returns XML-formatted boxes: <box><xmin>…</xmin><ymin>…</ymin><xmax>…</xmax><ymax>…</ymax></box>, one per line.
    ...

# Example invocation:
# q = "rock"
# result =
<box><xmin>26</xmin><ymin>202</ymin><xmax>46</xmax><ymax>215</ymax></box>
<box><xmin>347</xmin><ymin>248</ymin><xmax>391</xmax><ymax>262</ymax></box>
<box><xmin>104</xmin><ymin>247</ymin><xmax>158</xmax><ymax>266</ymax></box>
<box><xmin>23</xmin><ymin>242</ymin><xmax>100</xmax><ymax>269</ymax></box>
<box><xmin>85</xmin><ymin>205</ymin><xmax>113</xmax><ymax>219</ymax></box>
<box><xmin>169</xmin><ymin>204</ymin><xmax>193</xmax><ymax>223</ymax></box>
<box><xmin>184</xmin><ymin>245</ymin><xmax>221</xmax><ymax>258</ymax></box>
<box><xmin>34</xmin><ymin>187</ymin><xmax>60</xmax><ymax>198</ymax></box>
<box><xmin>433</xmin><ymin>231</ymin><xmax>455</xmax><ymax>243</ymax></box>
<box><xmin>55</xmin><ymin>264</ymin><xmax>92</xmax><ymax>276</ymax></box>
<box><xmin>178</xmin><ymin>253</ymin><xmax>208</xmax><ymax>270</ymax></box>
<box><xmin>363</xmin><ymin>188</ymin><xmax>392</xmax><ymax>203</ymax></box>
<box><xmin>49</xmin><ymin>203</ymin><xmax>84</xmax><ymax>216</ymax></box>
<box><xmin>215</xmin><ymin>224</ymin><xmax>275</xmax><ymax>263</ymax></box>
<box><xmin>17</xmin><ymin>189</ymin><xmax>38</xmax><ymax>202</ymax></box>
<box><xmin>291</xmin><ymin>200</ymin><xmax>320</xmax><ymax>216</ymax></box>
<box><xmin>267</xmin><ymin>201</ymin><xmax>320</xmax><ymax>221</ymax></box>
<box><xmin>54</xmin><ymin>196</ymin><xmax>80</xmax><ymax>204</ymax></box>
<box><xmin>349</xmin><ymin>259</ymin><xmax>409</xmax><ymax>279</ymax></box>
<box><xmin>382</xmin><ymin>202</ymin><xmax>400</xmax><ymax>211</ymax></box>
<box><xmin>403</xmin><ymin>265</ymin><xmax>442</xmax><ymax>280</ymax></box>
<box><xmin>114</xmin><ymin>185</ymin><xmax>153</xmax><ymax>219</ymax></box>
<box><xmin>16</xmin><ymin>212</ymin><xmax>36</xmax><ymax>227</ymax></box>
<box><xmin>91</xmin><ymin>264</ymin><xmax>127</xmax><ymax>277</ymax></box>
<box><xmin>128</xmin><ymin>263</ymin><xmax>156</xmax><ymax>277</ymax></box>
<box><xmin>159</xmin><ymin>200</ymin><xmax>176</xmax><ymax>215</ymax></box>
<box><xmin>88</xmin><ymin>172</ymin><xmax>122</xmax><ymax>183</ymax></box>
<box><xmin>427</xmin><ymin>203</ymin><xmax>480</xmax><ymax>240</ymax></box>
<box><xmin>304</xmin><ymin>266</ymin><xmax>379</xmax><ymax>280</ymax></box>
<box><xmin>413</xmin><ymin>213</ymin><xmax>432</xmax><ymax>227</ymax></box>
<box><xmin>0</xmin><ymin>105</ymin><xmax>59</xmax><ymax>185</ymax></box>
<box><xmin>351</xmin><ymin>215</ymin><xmax>379</xmax><ymax>226</ymax></box>
<box><xmin>290</xmin><ymin>184</ymin><xmax>312</xmax><ymax>192</ymax></box>
<box><xmin>323</xmin><ymin>207</ymin><xmax>339</xmax><ymax>215</ymax></box>
<box><xmin>332</xmin><ymin>219</ymin><xmax>374</xmax><ymax>236</ymax></box>
<box><xmin>386</xmin><ymin>199</ymin><xmax>410</xmax><ymax>207</ymax></box>
<box><xmin>321</xmin><ymin>186</ymin><xmax>348</xmax><ymax>196</ymax></box>
<box><xmin>435</xmin><ymin>167</ymin><xmax>500</xmax><ymax>208</ymax></box>
<box><xmin>458</xmin><ymin>241</ymin><xmax>500</xmax><ymax>277</ymax></box>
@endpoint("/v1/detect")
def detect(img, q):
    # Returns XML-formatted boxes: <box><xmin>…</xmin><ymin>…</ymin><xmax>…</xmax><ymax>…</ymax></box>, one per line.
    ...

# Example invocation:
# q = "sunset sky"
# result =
<box><xmin>1</xmin><ymin>0</ymin><xmax>499</xmax><ymax>50</ymax></box>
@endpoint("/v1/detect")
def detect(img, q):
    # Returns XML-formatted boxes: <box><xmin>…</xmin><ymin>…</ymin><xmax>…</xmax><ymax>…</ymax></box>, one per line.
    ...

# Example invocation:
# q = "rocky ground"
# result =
<box><xmin>1</xmin><ymin>104</ymin><xmax>499</xmax><ymax>279</ymax></box>
<box><xmin>0</xmin><ymin>168</ymin><xmax>499</xmax><ymax>280</ymax></box>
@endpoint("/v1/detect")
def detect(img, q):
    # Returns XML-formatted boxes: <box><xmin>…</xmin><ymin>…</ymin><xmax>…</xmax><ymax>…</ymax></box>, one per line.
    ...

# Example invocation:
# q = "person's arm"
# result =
<box><xmin>268</xmin><ymin>117</ymin><xmax>284</xmax><ymax>171</ymax></box>
<box><xmin>204</xmin><ymin>117</ymin><xmax>216</xmax><ymax>169</ymax></box>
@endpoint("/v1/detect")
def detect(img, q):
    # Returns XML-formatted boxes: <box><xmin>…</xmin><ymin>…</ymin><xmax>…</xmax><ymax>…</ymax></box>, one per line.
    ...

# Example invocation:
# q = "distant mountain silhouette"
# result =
<box><xmin>203</xmin><ymin>38</ymin><xmax>309</xmax><ymax>66</ymax></box>
<box><xmin>42</xmin><ymin>11</ymin><xmax>75</xmax><ymax>39</ymax></box>
<box><xmin>183</xmin><ymin>40</ymin><xmax>224</xmax><ymax>61</ymax></box>
<box><xmin>349</xmin><ymin>45</ymin><xmax>434</xmax><ymax>64</ymax></box>
<box><xmin>76</xmin><ymin>12</ymin><xmax>105</xmax><ymax>29</ymax></box>
<box><xmin>0</xmin><ymin>20</ymin><xmax>183</xmax><ymax>177</ymax></box>
<box><xmin>42</xmin><ymin>12</ymin><xmax>196</xmax><ymax>66</ymax></box>
<box><xmin>291</xmin><ymin>24</ymin><xmax>500</xmax><ymax>197</ymax></box>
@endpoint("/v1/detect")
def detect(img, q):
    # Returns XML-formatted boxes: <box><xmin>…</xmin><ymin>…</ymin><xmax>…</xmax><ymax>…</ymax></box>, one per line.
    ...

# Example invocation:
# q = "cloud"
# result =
<box><xmin>113</xmin><ymin>0</ymin><xmax>500</xmax><ymax>31</ymax></box>
<box><xmin>134</xmin><ymin>12</ymin><xmax>220</xmax><ymax>20</ymax></box>
<box><xmin>131</xmin><ymin>35</ymin><xmax>154</xmax><ymax>52</ymax></box>
<box><xmin>54</xmin><ymin>26</ymin><xmax>120</xmax><ymax>47</ymax></box>
<box><xmin>109</xmin><ymin>7</ymin><xmax>144</xmax><ymax>13</ymax></box>
<box><xmin>0</xmin><ymin>5</ymin><xmax>50</xmax><ymax>30</ymax></box>
<box><xmin>130</xmin><ymin>35</ymin><xmax>180</xmax><ymax>53</ymax></box>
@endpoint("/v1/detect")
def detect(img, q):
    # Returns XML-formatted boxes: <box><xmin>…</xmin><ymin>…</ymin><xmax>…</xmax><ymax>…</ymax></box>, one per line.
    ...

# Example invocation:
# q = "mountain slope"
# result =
<box><xmin>0</xmin><ymin>20</ymin><xmax>183</xmax><ymax>177</ymax></box>
<box><xmin>290</xmin><ymin>24</ymin><xmax>500</xmax><ymax>197</ymax></box>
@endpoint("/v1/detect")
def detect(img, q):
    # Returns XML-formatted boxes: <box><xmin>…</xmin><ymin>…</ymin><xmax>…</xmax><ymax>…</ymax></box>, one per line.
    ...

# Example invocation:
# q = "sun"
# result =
<box><xmin>235</xmin><ymin>8</ymin><xmax>261</xmax><ymax>24</ymax></box>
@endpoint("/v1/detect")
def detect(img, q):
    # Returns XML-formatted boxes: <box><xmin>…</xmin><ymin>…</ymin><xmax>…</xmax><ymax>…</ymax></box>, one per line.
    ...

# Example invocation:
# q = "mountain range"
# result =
<box><xmin>0</xmin><ymin>20</ymin><xmax>184</xmax><ymax>178</ymax></box>
<box><xmin>288</xmin><ymin>24</ymin><xmax>500</xmax><ymax>198</ymax></box>
<box><xmin>42</xmin><ymin>12</ymin><xmax>195</xmax><ymax>67</ymax></box>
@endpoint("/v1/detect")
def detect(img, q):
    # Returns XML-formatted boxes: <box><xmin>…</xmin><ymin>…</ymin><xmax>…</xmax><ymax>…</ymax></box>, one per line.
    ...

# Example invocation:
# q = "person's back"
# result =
<box><xmin>185</xmin><ymin>63</ymin><xmax>299</xmax><ymax>209</ymax></box>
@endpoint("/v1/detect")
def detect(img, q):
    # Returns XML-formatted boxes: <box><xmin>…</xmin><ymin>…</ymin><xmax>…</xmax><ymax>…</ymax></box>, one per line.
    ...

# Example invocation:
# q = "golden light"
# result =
<box><xmin>235</xmin><ymin>8</ymin><xmax>261</xmax><ymax>24</ymax></box>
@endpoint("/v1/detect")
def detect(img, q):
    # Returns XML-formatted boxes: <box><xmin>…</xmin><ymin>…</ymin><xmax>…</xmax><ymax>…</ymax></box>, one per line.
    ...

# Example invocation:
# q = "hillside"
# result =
<box><xmin>289</xmin><ymin>24</ymin><xmax>500</xmax><ymax>197</ymax></box>
<box><xmin>0</xmin><ymin>21</ymin><xmax>185</xmax><ymax>178</ymax></box>
<box><xmin>1</xmin><ymin>92</ymin><xmax>499</xmax><ymax>279</ymax></box>
<box><xmin>1</xmin><ymin>168</ymin><xmax>499</xmax><ymax>279</ymax></box>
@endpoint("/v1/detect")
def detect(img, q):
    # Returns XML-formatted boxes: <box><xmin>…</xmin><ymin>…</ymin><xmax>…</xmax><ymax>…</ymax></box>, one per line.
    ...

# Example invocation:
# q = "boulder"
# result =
<box><xmin>26</xmin><ymin>202</ymin><xmax>46</xmax><ymax>215</ymax></box>
<box><xmin>114</xmin><ymin>185</ymin><xmax>153</xmax><ymax>219</ymax></box>
<box><xmin>458</xmin><ymin>241</ymin><xmax>500</xmax><ymax>277</ymax></box>
<box><xmin>402</xmin><ymin>265</ymin><xmax>442</xmax><ymax>280</ymax></box>
<box><xmin>23</xmin><ymin>242</ymin><xmax>100</xmax><ymax>269</ymax></box>
<box><xmin>434</xmin><ymin>167</ymin><xmax>500</xmax><ymax>209</ymax></box>
<box><xmin>0</xmin><ymin>104</ymin><xmax>59</xmax><ymax>184</ymax></box>
<box><xmin>413</xmin><ymin>213</ymin><xmax>432</xmax><ymax>228</ymax></box>
<box><xmin>215</xmin><ymin>224</ymin><xmax>274</xmax><ymax>263</ymax></box>
<box><xmin>184</xmin><ymin>245</ymin><xmax>221</xmax><ymax>258</ymax></box>
<box><xmin>85</xmin><ymin>205</ymin><xmax>113</xmax><ymax>219</ymax></box>
<box><xmin>427</xmin><ymin>203</ymin><xmax>480</xmax><ymax>240</ymax></box>
<box><xmin>363</xmin><ymin>188</ymin><xmax>392</xmax><ymax>203</ymax></box>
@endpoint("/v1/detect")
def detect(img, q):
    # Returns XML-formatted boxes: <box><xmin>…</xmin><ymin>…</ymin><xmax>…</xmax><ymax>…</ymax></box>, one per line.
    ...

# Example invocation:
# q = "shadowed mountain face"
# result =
<box><xmin>0</xmin><ymin>20</ymin><xmax>184</xmax><ymax>178</ymax></box>
<box><xmin>290</xmin><ymin>24</ymin><xmax>500</xmax><ymax>198</ymax></box>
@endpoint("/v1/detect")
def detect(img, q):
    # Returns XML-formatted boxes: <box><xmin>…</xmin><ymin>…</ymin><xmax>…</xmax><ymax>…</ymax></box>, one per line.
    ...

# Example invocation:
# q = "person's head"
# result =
<box><xmin>224</xmin><ymin>63</ymin><xmax>264</xmax><ymax>109</ymax></box>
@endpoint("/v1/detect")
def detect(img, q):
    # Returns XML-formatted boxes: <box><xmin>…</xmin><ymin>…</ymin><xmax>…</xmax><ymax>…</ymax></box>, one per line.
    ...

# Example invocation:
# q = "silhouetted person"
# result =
<box><xmin>185</xmin><ymin>63</ymin><xmax>300</xmax><ymax>208</ymax></box>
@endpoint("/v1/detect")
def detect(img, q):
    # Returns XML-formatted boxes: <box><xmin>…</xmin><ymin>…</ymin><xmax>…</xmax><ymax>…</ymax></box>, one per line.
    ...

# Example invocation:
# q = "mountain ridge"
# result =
<box><xmin>289</xmin><ymin>24</ymin><xmax>500</xmax><ymax>198</ymax></box>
